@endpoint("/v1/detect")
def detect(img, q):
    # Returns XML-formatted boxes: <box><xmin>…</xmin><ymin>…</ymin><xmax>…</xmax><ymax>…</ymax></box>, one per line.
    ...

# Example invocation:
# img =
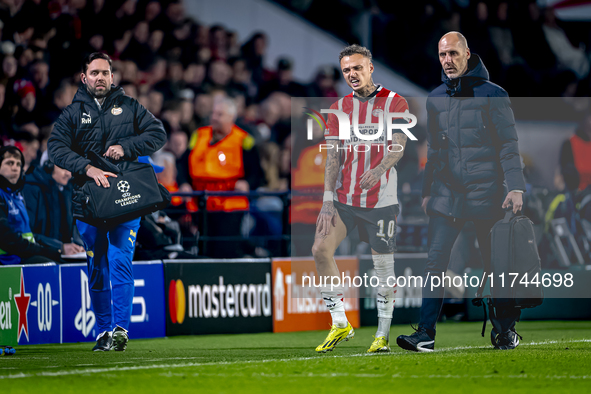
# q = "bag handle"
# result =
<box><xmin>87</xmin><ymin>151</ymin><xmax>120</xmax><ymax>174</ymax></box>
<box><xmin>503</xmin><ymin>207</ymin><xmax>516</xmax><ymax>223</ymax></box>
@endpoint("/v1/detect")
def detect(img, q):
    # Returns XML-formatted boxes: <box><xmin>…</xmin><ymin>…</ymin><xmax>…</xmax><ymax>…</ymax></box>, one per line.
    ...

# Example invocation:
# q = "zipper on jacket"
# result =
<box><xmin>96</xmin><ymin>99</ymin><xmax>108</xmax><ymax>153</ymax></box>
<box><xmin>446</xmin><ymin>96</ymin><xmax>455</xmax><ymax>221</ymax></box>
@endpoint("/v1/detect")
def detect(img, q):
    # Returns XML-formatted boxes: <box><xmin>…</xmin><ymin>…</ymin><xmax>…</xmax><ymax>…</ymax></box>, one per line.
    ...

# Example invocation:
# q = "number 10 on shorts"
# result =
<box><xmin>376</xmin><ymin>220</ymin><xmax>395</xmax><ymax>238</ymax></box>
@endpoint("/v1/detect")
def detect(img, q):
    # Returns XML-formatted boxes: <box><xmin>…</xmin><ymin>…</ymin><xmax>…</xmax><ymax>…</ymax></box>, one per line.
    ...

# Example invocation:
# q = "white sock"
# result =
<box><xmin>321</xmin><ymin>286</ymin><xmax>348</xmax><ymax>328</ymax></box>
<box><xmin>372</xmin><ymin>254</ymin><xmax>395</xmax><ymax>339</ymax></box>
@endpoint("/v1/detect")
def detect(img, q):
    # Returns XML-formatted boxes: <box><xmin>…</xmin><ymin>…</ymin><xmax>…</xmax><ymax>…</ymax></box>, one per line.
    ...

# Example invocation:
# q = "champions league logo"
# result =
<box><xmin>117</xmin><ymin>180</ymin><xmax>130</xmax><ymax>194</ymax></box>
<box><xmin>114</xmin><ymin>180</ymin><xmax>141</xmax><ymax>207</ymax></box>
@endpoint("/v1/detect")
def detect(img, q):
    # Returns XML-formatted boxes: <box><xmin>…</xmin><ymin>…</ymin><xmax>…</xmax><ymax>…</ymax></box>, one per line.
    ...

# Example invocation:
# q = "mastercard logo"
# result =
<box><xmin>168</xmin><ymin>279</ymin><xmax>186</xmax><ymax>324</ymax></box>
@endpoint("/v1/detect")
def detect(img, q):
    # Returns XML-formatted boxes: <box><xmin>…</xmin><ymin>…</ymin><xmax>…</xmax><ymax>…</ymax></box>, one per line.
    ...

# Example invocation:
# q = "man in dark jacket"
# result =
<box><xmin>397</xmin><ymin>32</ymin><xmax>526</xmax><ymax>352</ymax></box>
<box><xmin>48</xmin><ymin>53</ymin><xmax>166</xmax><ymax>352</ymax></box>
<box><xmin>22</xmin><ymin>161</ymin><xmax>85</xmax><ymax>256</ymax></box>
<box><xmin>0</xmin><ymin>146</ymin><xmax>62</xmax><ymax>265</ymax></box>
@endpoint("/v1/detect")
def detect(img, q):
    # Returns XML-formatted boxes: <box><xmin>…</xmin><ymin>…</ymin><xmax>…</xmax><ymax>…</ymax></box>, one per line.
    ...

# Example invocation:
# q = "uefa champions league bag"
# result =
<box><xmin>75</xmin><ymin>154</ymin><xmax>171</xmax><ymax>227</ymax></box>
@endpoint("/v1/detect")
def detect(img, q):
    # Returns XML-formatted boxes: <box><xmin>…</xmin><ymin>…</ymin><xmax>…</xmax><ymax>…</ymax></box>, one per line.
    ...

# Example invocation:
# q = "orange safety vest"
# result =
<box><xmin>164</xmin><ymin>182</ymin><xmax>183</xmax><ymax>207</ymax></box>
<box><xmin>189</xmin><ymin>125</ymin><xmax>249</xmax><ymax>212</ymax></box>
<box><xmin>571</xmin><ymin>134</ymin><xmax>591</xmax><ymax>191</ymax></box>
<box><xmin>291</xmin><ymin>143</ymin><xmax>326</xmax><ymax>224</ymax></box>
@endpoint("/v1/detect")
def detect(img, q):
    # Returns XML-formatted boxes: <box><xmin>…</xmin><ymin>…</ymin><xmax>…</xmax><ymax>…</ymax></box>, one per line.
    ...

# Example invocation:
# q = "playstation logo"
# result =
<box><xmin>74</xmin><ymin>270</ymin><xmax>95</xmax><ymax>338</ymax></box>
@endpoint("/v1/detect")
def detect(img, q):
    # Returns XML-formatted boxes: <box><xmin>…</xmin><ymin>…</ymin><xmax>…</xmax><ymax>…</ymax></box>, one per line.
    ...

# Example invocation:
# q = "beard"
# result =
<box><xmin>87</xmin><ymin>83</ymin><xmax>111</xmax><ymax>98</ymax></box>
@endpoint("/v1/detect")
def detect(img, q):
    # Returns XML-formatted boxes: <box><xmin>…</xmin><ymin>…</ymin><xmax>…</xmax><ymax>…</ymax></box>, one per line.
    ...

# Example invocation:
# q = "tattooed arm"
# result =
<box><xmin>359</xmin><ymin>133</ymin><xmax>408</xmax><ymax>190</ymax></box>
<box><xmin>316</xmin><ymin>142</ymin><xmax>341</xmax><ymax>236</ymax></box>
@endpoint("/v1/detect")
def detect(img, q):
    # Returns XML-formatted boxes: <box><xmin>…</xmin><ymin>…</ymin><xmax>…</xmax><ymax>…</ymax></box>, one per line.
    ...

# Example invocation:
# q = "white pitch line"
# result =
<box><xmin>180</xmin><ymin>372</ymin><xmax>591</xmax><ymax>380</ymax></box>
<box><xmin>1</xmin><ymin>339</ymin><xmax>590</xmax><ymax>380</ymax></box>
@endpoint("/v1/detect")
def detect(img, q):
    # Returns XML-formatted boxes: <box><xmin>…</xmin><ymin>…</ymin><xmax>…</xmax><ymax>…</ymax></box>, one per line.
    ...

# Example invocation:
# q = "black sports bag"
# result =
<box><xmin>487</xmin><ymin>209</ymin><xmax>543</xmax><ymax>306</ymax></box>
<box><xmin>75</xmin><ymin>156</ymin><xmax>171</xmax><ymax>227</ymax></box>
<box><xmin>473</xmin><ymin>209</ymin><xmax>543</xmax><ymax>339</ymax></box>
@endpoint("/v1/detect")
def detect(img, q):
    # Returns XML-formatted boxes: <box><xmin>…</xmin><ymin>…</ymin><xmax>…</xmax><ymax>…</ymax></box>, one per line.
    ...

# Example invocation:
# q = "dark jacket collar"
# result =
<box><xmin>25</xmin><ymin>165</ymin><xmax>55</xmax><ymax>187</ymax></box>
<box><xmin>72</xmin><ymin>84</ymin><xmax>125</xmax><ymax>107</ymax></box>
<box><xmin>0</xmin><ymin>175</ymin><xmax>25</xmax><ymax>193</ymax></box>
<box><xmin>442</xmin><ymin>54</ymin><xmax>489</xmax><ymax>97</ymax></box>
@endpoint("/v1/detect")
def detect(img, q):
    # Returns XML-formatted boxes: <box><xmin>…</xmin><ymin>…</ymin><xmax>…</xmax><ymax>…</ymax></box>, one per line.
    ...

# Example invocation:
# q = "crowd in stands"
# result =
<box><xmin>276</xmin><ymin>0</ymin><xmax>591</xmax><ymax>97</ymax></box>
<box><xmin>0</xmin><ymin>0</ymin><xmax>345</xmax><ymax>257</ymax></box>
<box><xmin>0</xmin><ymin>0</ymin><xmax>590</xmax><ymax>264</ymax></box>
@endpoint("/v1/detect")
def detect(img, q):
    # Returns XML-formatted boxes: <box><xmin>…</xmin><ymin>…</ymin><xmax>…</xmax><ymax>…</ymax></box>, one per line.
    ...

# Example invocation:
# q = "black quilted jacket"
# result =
<box><xmin>48</xmin><ymin>84</ymin><xmax>166</xmax><ymax>181</ymax></box>
<box><xmin>422</xmin><ymin>54</ymin><xmax>526</xmax><ymax>220</ymax></box>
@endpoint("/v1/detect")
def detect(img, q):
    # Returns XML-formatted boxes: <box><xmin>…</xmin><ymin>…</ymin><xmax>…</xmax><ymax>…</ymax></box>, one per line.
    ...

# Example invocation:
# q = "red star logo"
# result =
<box><xmin>14</xmin><ymin>269</ymin><xmax>30</xmax><ymax>342</ymax></box>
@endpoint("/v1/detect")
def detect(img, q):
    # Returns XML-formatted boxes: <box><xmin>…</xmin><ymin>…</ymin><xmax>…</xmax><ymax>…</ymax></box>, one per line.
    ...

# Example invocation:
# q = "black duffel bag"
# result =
<box><xmin>472</xmin><ymin>208</ymin><xmax>543</xmax><ymax>348</ymax></box>
<box><xmin>75</xmin><ymin>155</ymin><xmax>171</xmax><ymax>227</ymax></box>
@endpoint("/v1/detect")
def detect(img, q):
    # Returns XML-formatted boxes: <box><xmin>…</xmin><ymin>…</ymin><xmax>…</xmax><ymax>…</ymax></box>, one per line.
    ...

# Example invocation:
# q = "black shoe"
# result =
<box><xmin>397</xmin><ymin>327</ymin><xmax>435</xmax><ymax>352</ymax></box>
<box><xmin>112</xmin><ymin>326</ymin><xmax>129</xmax><ymax>351</ymax></box>
<box><xmin>492</xmin><ymin>329</ymin><xmax>521</xmax><ymax>350</ymax></box>
<box><xmin>92</xmin><ymin>332</ymin><xmax>112</xmax><ymax>351</ymax></box>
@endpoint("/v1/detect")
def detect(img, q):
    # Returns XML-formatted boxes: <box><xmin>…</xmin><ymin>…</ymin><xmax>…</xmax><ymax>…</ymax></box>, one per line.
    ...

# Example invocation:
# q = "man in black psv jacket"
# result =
<box><xmin>48</xmin><ymin>53</ymin><xmax>166</xmax><ymax>352</ymax></box>
<box><xmin>397</xmin><ymin>33</ymin><xmax>526</xmax><ymax>352</ymax></box>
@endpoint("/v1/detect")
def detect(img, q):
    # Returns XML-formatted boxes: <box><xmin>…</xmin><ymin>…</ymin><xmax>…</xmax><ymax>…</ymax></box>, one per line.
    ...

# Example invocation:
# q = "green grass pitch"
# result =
<box><xmin>2</xmin><ymin>321</ymin><xmax>590</xmax><ymax>393</ymax></box>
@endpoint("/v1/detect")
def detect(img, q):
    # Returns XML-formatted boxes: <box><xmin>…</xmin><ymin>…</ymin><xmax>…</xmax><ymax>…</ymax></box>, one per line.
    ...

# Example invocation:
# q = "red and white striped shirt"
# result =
<box><xmin>325</xmin><ymin>86</ymin><xmax>408</xmax><ymax>208</ymax></box>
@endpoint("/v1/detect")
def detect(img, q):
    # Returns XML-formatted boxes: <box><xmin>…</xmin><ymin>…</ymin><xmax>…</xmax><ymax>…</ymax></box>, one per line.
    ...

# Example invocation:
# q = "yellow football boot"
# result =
<box><xmin>315</xmin><ymin>323</ymin><xmax>355</xmax><ymax>353</ymax></box>
<box><xmin>367</xmin><ymin>336</ymin><xmax>390</xmax><ymax>353</ymax></box>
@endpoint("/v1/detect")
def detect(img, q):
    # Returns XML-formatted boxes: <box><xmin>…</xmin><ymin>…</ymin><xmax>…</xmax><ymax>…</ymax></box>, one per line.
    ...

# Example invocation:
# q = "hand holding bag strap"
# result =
<box><xmin>87</xmin><ymin>151</ymin><xmax>120</xmax><ymax>174</ymax></box>
<box><xmin>502</xmin><ymin>207</ymin><xmax>516</xmax><ymax>223</ymax></box>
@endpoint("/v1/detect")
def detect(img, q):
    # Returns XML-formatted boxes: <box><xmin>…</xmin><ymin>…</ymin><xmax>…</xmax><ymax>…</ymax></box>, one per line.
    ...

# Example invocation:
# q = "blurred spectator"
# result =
<box><xmin>227</xmin><ymin>57</ymin><xmax>255</xmax><ymax>98</ymax></box>
<box><xmin>145</xmin><ymin>57</ymin><xmax>167</xmax><ymax>88</ymax></box>
<box><xmin>256</xmin><ymin>97</ymin><xmax>281</xmax><ymax>144</ymax></box>
<box><xmin>0</xmin><ymin>146</ymin><xmax>60</xmax><ymax>264</ymax></box>
<box><xmin>166</xmin><ymin>130</ymin><xmax>191</xmax><ymax>190</ymax></box>
<box><xmin>183</xmin><ymin>62</ymin><xmax>206</xmax><ymax>93</ymax></box>
<box><xmin>1</xmin><ymin>54</ymin><xmax>18</xmax><ymax>82</ymax></box>
<box><xmin>148</xmin><ymin>29</ymin><xmax>165</xmax><ymax>58</ymax></box>
<box><xmin>14</xmin><ymin>130</ymin><xmax>39</xmax><ymax>171</ymax></box>
<box><xmin>560</xmin><ymin>114</ymin><xmax>591</xmax><ymax>191</ymax></box>
<box><xmin>204</xmin><ymin>59</ymin><xmax>232</xmax><ymax>91</ymax></box>
<box><xmin>22</xmin><ymin>160</ymin><xmax>84</xmax><ymax>256</ymax></box>
<box><xmin>120</xmin><ymin>80</ymin><xmax>138</xmax><ymax>100</ymax></box>
<box><xmin>241</xmin><ymin>32</ymin><xmax>268</xmax><ymax>85</ymax></box>
<box><xmin>257</xmin><ymin>57</ymin><xmax>307</xmax><ymax>101</ymax></box>
<box><xmin>0</xmin><ymin>82</ymin><xmax>9</xmax><ymax>137</ymax></box>
<box><xmin>122</xmin><ymin>21</ymin><xmax>153</xmax><ymax>70</ymax></box>
<box><xmin>12</xmin><ymin>78</ymin><xmax>38</xmax><ymax>126</ymax></box>
<box><xmin>160</xmin><ymin>99</ymin><xmax>183</xmax><ymax>134</ymax></box>
<box><xmin>120</xmin><ymin>61</ymin><xmax>139</xmax><ymax>85</ymax></box>
<box><xmin>291</xmin><ymin>120</ymin><xmax>325</xmax><ymax>256</ymax></box>
<box><xmin>154</xmin><ymin>60</ymin><xmax>184</xmax><ymax>100</ymax></box>
<box><xmin>143</xmin><ymin>0</ymin><xmax>164</xmax><ymax>30</ymax></box>
<box><xmin>308</xmin><ymin>65</ymin><xmax>340</xmax><ymax>97</ymax></box>
<box><xmin>29</xmin><ymin>59</ymin><xmax>51</xmax><ymax>112</ymax></box>
<box><xmin>153</xmin><ymin>150</ymin><xmax>182</xmax><ymax>207</ymax></box>
<box><xmin>181</xmin><ymin>98</ymin><xmax>263</xmax><ymax>257</ymax></box>
<box><xmin>542</xmin><ymin>6</ymin><xmax>590</xmax><ymax>81</ymax></box>
<box><xmin>209</xmin><ymin>24</ymin><xmax>229</xmax><ymax>61</ymax></box>
<box><xmin>179</xmin><ymin>95</ymin><xmax>197</xmax><ymax>134</ymax></box>
<box><xmin>193</xmin><ymin>91</ymin><xmax>213</xmax><ymax>127</ymax></box>
<box><xmin>40</xmin><ymin>79</ymin><xmax>77</xmax><ymax>125</ymax></box>
<box><xmin>147</xmin><ymin>89</ymin><xmax>164</xmax><ymax>118</ymax></box>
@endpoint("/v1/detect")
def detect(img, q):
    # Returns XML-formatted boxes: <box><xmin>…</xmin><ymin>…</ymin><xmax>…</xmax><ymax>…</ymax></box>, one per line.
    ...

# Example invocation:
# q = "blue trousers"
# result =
<box><xmin>77</xmin><ymin>218</ymin><xmax>141</xmax><ymax>334</ymax></box>
<box><xmin>419</xmin><ymin>215</ymin><xmax>497</xmax><ymax>335</ymax></box>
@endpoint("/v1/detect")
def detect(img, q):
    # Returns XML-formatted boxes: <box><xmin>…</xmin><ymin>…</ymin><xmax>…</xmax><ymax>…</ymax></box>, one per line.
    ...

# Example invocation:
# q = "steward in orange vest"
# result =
<box><xmin>185</xmin><ymin>99</ymin><xmax>261</xmax><ymax>212</ymax></box>
<box><xmin>560</xmin><ymin>116</ymin><xmax>591</xmax><ymax>191</ymax></box>
<box><xmin>291</xmin><ymin>142</ymin><xmax>326</xmax><ymax>224</ymax></box>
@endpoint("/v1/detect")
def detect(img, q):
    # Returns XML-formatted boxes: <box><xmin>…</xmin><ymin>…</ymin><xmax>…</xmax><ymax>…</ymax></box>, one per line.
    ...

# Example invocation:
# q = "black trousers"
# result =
<box><xmin>418</xmin><ymin>213</ymin><xmax>519</xmax><ymax>334</ymax></box>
